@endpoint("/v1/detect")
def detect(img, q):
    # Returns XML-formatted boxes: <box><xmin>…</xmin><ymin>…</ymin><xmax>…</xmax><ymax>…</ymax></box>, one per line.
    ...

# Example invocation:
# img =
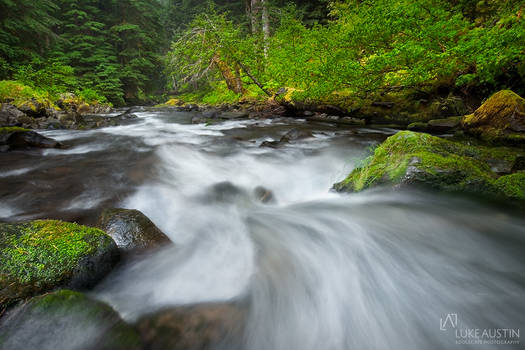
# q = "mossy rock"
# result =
<box><xmin>333</xmin><ymin>131</ymin><xmax>525</xmax><ymax>200</ymax></box>
<box><xmin>462</xmin><ymin>90</ymin><xmax>525</xmax><ymax>145</ymax></box>
<box><xmin>97</xmin><ymin>208</ymin><xmax>171</xmax><ymax>254</ymax></box>
<box><xmin>0</xmin><ymin>220</ymin><xmax>119</xmax><ymax>309</ymax></box>
<box><xmin>0</xmin><ymin>290</ymin><xmax>142</xmax><ymax>350</ymax></box>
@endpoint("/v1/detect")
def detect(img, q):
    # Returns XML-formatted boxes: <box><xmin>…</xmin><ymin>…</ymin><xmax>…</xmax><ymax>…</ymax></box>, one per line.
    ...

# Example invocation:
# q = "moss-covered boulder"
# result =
<box><xmin>462</xmin><ymin>90</ymin><xmax>525</xmax><ymax>145</ymax></box>
<box><xmin>97</xmin><ymin>208</ymin><xmax>171</xmax><ymax>254</ymax></box>
<box><xmin>0</xmin><ymin>127</ymin><xmax>62</xmax><ymax>151</ymax></box>
<box><xmin>0</xmin><ymin>220</ymin><xmax>119</xmax><ymax>309</ymax></box>
<box><xmin>0</xmin><ymin>290</ymin><xmax>142</xmax><ymax>350</ymax></box>
<box><xmin>333</xmin><ymin>131</ymin><xmax>525</xmax><ymax>200</ymax></box>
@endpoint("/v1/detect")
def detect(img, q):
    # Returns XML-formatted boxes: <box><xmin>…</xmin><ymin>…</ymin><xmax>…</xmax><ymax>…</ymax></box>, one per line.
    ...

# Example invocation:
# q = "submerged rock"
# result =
<box><xmin>261</xmin><ymin>128</ymin><xmax>313</xmax><ymax>148</ymax></box>
<box><xmin>136</xmin><ymin>303</ymin><xmax>244</xmax><ymax>350</ymax></box>
<box><xmin>462</xmin><ymin>90</ymin><xmax>525</xmax><ymax>145</ymax></box>
<box><xmin>254</xmin><ymin>186</ymin><xmax>276</xmax><ymax>204</ymax></box>
<box><xmin>97</xmin><ymin>208</ymin><xmax>171</xmax><ymax>253</ymax></box>
<box><xmin>333</xmin><ymin>131</ymin><xmax>525</xmax><ymax>200</ymax></box>
<box><xmin>0</xmin><ymin>127</ymin><xmax>62</xmax><ymax>151</ymax></box>
<box><xmin>0</xmin><ymin>290</ymin><xmax>142</xmax><ymax>350</ymax></box>
<box><xmin>0</xmin><ymin>220</ymin><xmax>119</xmax><ymax>309</ymax></box>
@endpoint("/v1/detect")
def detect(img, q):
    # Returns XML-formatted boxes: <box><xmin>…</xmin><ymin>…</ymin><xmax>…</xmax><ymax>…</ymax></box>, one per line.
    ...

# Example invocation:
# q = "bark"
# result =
<box><xmin>212</xmin><ymin>54</ymin><xmax>244</xmax><ymax>95</ymax></box>
<box><xmin>250</xmin><ymin>0</ymin><xmax>260</xmax><ymax>34</ymax></box>
<box><xmin>261</xmin><ymin>0</ymin><xmax>270</xmax><ymax>57</ymax></box>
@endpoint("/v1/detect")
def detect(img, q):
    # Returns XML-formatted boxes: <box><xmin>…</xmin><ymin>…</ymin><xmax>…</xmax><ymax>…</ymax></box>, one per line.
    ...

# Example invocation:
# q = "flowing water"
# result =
<box><xmin>1</xmin><ymin>109</ymin><xmax>524</xmax><ymax>349</ymax></box>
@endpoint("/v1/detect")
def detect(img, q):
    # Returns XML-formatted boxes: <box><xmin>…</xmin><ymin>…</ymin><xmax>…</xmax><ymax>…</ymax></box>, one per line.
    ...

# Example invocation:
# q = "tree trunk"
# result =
<box><xmin>212</xmin><ymin>54</ymin><xmax>244</xmax><ymax>95</ymax></box>
<box><xmin>261</xmin><ymin>0</ymin><xmax>270</xmax><ymax>57</ymax></box>
<box><xmin>250</xmin><ymin>0</ymin><xmax>260</xmax><ymax>34</ymax></box>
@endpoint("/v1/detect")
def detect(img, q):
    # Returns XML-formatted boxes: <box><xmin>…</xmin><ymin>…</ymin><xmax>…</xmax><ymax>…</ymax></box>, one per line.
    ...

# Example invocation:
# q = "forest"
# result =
<box><xmin>1</xmin><ymin>0</ymin><xmax>523</xmax><ymax>107</ymax></box>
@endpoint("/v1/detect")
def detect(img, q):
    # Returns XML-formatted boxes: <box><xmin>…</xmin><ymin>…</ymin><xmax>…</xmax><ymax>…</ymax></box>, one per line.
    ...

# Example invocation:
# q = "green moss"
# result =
<box><xmin>0</xmin><ymin>126</ymin><xmax>30</xmax><ymax>134</ymax></box>
<box><xmin>462</xmin><ymin>90</ymin><xmax>525</xmax><ymax>144</ymax></box>
<box><xmin>334</xmin><ymin>131</ymin><xmax>524</xmax><ymax>199</ymax></box>
<box><xmin>1</xmin><ymin>289</ymin><xmax>142</xmax><ymax>350</ymax></box>
<box><xmin>0</xmin><ymin>220</ymin><xmax>113</xmax><ymax>306</ymax></box>
<box><xmin>494</xmin><ymin>173</ymin><xmax>525</xmax><ymax>200</ymax></box>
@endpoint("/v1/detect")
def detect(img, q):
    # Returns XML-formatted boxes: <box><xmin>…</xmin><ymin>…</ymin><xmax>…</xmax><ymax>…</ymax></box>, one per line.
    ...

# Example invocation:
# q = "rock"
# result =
<box><xmin>333</xmin><ymin>131</ymin><xmax>525</xmax><ymax>200</ymax></box>
<box><xmin>372</xmin><ymin>101</ymin><xmax>394</xmax><ymax>109</ymax></box>
<box><xmin>204</xmin><ymin>182</ymin><xmax>249</xmax><ymax>203</ymax></box>
<box><xmin>136</xmin><ymin>303</ymin><xmax>244</xmax><ymax>350</ymax></box>
<box><xmin>97</xmin><ymin>208</ymin><xmax>171</xmax><ymax>253</ymax></box>
<box><xmin>0</xmin><ymin>290</ymin><xmax>142</xmax><ymax>350</ymax></box>
<box><xmin>17</xmin><ymin>99</ymin><xmax>46</xmax><ymax>118</ymax></box>
<box><xmin>407</xmin><ymin>122</ymin><xmax>429</xmax><ymax>131</ymax></box>
<box><xmin>426</xmin><ymin>116</ymin><xmax>462</xmax><ymax>133</ymax></box>
<box><xmin>338</xmin><ymin>116</ymin><xmax>366</xmax><ymax>125</ymax></box>
<box><xmin>0</xmin><ymin>220</ymin><xmax>119</xmax><ymax>309</ymax></box>
<box><xmin>220</xmin><ymin>111</ymin><xmax>249</xmax><ymax>120</ymax></box>
<box><xmin>281</xmin><ymin>128</ymin><xmax>313</xmax><ymax>141</ymax></box>
<box><xmin>0</xmin><ymin>103</ymin><xmax>27</xmax><ymax>125</ymax></box>
<box><xmin>260</xmin><ymin>128</ymin><xmax>313</xmax><ymax>148</ymax></box>
<box><xmin>254</xmin><ymin>186</ymin><xmax>275</xmax><ymax>204</ymax></box>
<box><xmin>462</xmin><ymin>90</ymin><xmax>525</xmax><ymax>145</ymax></box>
<box><xmin>0</xmin><ymin>127</ymin><xmax>62</xmax><ymax>151</ymax></box>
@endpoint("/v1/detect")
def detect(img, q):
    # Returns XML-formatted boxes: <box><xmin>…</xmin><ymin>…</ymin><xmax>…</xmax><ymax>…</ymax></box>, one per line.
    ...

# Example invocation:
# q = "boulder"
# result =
<box><xmin>0</xmin><ymin>103</ymin><xmax>27</xmax><ymax>125</ymax></box>
<box><xmin>462</xmin><ymin>90</ymin><xmax>525</xmax><ymax>145</ymax></box>
<box><xmin>0</xmin><ymin>220</ymin><xmax>119</xmax><ymax>309</ymax></box>
<box><xmin>97</xmin><ymin>208</ymin><xmax>171</xmax><ymax>253</ymax></box>
<box><xmin>0</xmin><ymin>127</ymin><xmax>62</xmax><ymax>151</ymax></box>
<box><xmin>17</xmin><ymin>99</ymin><xmax>46</xmax><ymax>118</ymax></box>
<box><xmin>0</xmin><ymin>290</ymin><xmax>142</xmax><ymax>350</ymax></box>
<box><xmin>333</xmin><ymin>131</ymin><xmax>525</xmax><ymax>200</ymax></box>
<box><xmin>136</xmin><ymin>303</ymin><xmax>244</xmax><ymax>350</ymax></box>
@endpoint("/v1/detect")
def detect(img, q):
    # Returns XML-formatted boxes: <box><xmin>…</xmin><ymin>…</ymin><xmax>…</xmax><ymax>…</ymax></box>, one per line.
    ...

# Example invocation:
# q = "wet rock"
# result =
<box><xmin>462</xmin><ymin>90</ymin><xmax>525</xmax><ymax>145</ymax></box>
<box><xmin>136</xmin><ymin>303</ymin><xmax>244</xmax><ymax>350</ymax></box>
<box><xmin>0</xmin><ymin>290</ymin><xmax>142</xmax><ymax>350</ymax></box>
<box><xmin>0</xmin><ymin>220</ymin><xmax>119</xmax><ymax>309</ymax></box>
<box><xmin>333</xmin><ymin>131</ymin><xmax>525</xmax><ymax>200</ymax></box>
<box><xmin>0</xmin><ymin>127</ymin><xmax>62</xmax><ymax>151</ymax></box>
<box><xmin>254</xmin><ymin>186</ymin><xmax>275</xmax><ymax>204</ymax></box>
<box><xmin>97</xmin><ymin>208</ymin><xmax>171</xmax><ymax>254</ymax></box>
<box><xmin>205</xmin><ymin>181</ymin><xmax>248</xmax><ymax>203</ymax></box>
<box><xmin>281</xmin><ymin>128</ymin><xmax>313</xmax><ymax>141</ymax></box>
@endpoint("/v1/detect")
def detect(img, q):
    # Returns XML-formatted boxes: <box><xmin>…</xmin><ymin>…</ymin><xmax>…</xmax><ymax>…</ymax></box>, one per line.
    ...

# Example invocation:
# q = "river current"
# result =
<box><xmin>1</xmin><ymin>109</ymin><xmax>523</xmax><ymax>349</ymax></box>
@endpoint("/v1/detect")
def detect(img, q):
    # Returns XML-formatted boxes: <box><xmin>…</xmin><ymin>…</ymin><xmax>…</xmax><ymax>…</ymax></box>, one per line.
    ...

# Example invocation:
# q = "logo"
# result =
<box><xmin>439</xmin><ymin>313</ymin><xmax>520</xmax><ymax>346</ymax></box>
<box><xmin>440</xmin><ymin>313</ymin><xmax>458</xmax><ymax>331</ymax></box>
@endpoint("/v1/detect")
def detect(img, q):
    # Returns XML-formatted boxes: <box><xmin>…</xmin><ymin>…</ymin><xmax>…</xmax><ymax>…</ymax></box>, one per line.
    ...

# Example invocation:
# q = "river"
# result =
<box><xmin>1</xmin><ymin>109</ymin><xmax>524</xmax><ymax>349</ymax></box>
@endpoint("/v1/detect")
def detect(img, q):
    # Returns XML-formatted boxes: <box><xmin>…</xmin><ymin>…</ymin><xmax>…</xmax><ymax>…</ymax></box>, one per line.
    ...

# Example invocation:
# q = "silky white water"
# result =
<box><xmin>1</xmin><ymin>110</ymin><xmax>523</xmax><ymax>349</ymax></box>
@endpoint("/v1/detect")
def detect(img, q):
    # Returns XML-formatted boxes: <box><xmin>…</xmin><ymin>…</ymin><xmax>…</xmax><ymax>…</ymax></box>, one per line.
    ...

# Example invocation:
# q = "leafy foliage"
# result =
<box><xmin>166</xmin><ymin>0</ymin><xmax>525</xmax><ymax>103</ymax></box>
